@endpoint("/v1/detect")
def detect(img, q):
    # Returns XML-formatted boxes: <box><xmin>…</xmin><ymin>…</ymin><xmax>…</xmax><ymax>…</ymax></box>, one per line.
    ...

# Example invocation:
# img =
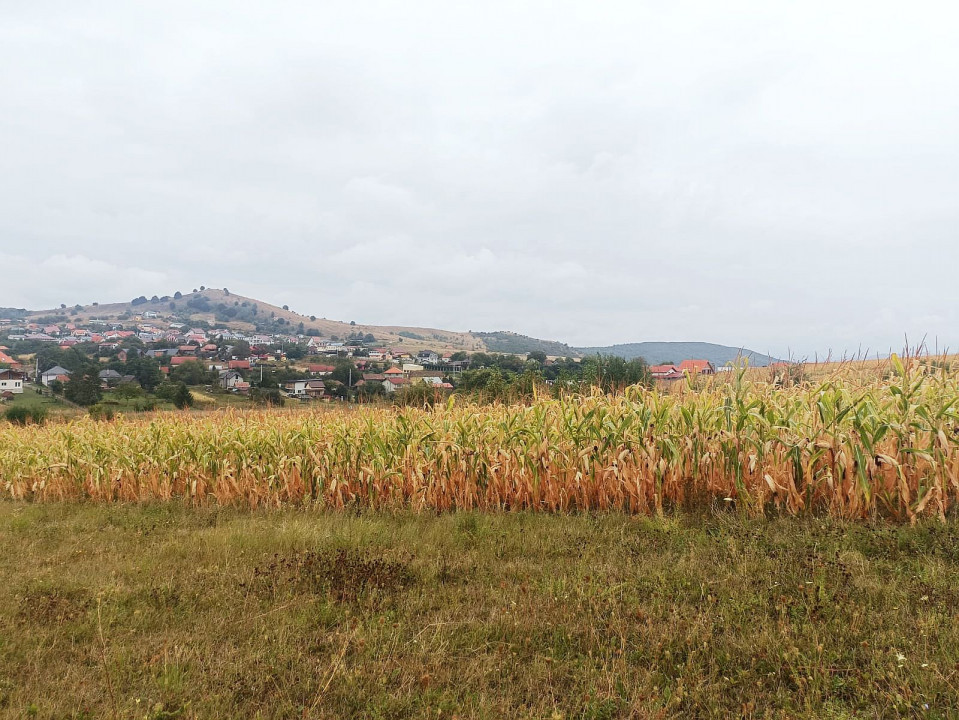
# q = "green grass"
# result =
<box><xmin>2</xmin><ymin>504</ymin><xmax>958</xmax><ymax>718</ymax></box>
<box><xmin>2</xmin><ymin>384</ymin><xmax>76</xmax><ymax>418</ymax></box>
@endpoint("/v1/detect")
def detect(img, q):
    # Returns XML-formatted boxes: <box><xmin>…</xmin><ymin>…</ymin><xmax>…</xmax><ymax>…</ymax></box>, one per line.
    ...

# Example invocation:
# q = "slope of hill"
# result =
<box><xmin>472</xmin><ymin>331</ymin><xmax>577</xmax><ymax>357</ymax></box>
<box><xmin>14</xmin><ymin>289</ymin><xmax>779</xmax><ymax>365</ymax></box>
<box><xmin>576</xmin><ymin>342</ymin><xmax>779</xmax><ymax>367</ymax></box>
<box><xmin>22</xmin><ymin>289</ymin><xmax>484</xmax><ymax>353</ymax></box>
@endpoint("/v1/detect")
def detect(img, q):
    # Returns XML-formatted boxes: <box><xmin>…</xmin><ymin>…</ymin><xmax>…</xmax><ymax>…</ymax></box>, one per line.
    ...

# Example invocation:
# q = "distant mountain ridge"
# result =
<box><xmin>575</xmin><ymin>342</ymin><xmax>779</xmax><ymax>367</ymax></box>
<box><xmin>9</xmin><ymin>288</ymin><xmax>778</xmax><ymax>365</ymax></box>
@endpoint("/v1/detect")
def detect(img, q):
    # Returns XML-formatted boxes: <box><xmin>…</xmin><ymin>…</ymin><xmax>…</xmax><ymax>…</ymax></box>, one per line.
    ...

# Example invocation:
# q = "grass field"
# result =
<box><xmin>1</xmin><ymin>384</ymin><xmax>74</xmax><ymax>418</ymax></box>
<box><xmin>2</xmin><ymin>503</ymin><xmax>958</xmax><ymax>718</ymax></box>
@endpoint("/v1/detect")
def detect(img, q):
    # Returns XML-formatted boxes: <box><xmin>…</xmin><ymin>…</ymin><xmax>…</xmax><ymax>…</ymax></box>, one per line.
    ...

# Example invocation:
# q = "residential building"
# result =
<box><xmin>41</xmin><ymin>366</ymin><xmax>72</xmax><ymax>386</ymax></box>
<box><xmin>678</xmin><ymin>360</ymin><xmax>715</xmax><ymax>376</ymax></box>
<box><xmin>0</xmin><ymin>369</ymin><xmax>25</xmax><ymax>394</ymax></box>
<box><xmin>650</xmin><ymin>364</ymin><xmax>684</xmax><ymax>380</ymax></box>
<box><xmin>381</xmin><ymin>376</ymin><xmax>411</xmax><ymax>393</ymax></box>
<box><xmin>219</xmin><ymin>370</ymin><xmax>245</xmax><ymax>389</ymax></box>
<box><xmin>284</xmin><ymin>379</ymin><xmax>326</xmax><ymax>398</ymax></box>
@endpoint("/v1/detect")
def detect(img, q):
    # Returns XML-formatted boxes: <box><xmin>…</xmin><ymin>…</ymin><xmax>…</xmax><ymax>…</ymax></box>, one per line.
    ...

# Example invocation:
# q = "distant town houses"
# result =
<box><xmin>0</xmin><ymin>350</ymin><xmax>21</xmax><ymax>368</ymax></box>
<box><xmin>0</xmin><ymin>308</ymin><xmax>479</xmax><ymax>403</ymax></box>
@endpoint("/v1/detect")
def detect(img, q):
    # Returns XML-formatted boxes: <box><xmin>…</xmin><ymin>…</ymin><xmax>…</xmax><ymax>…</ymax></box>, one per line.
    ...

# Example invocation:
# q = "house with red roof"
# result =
<box><xmin>678</xmin><ymin>360</ymin><xmax>715</xmax><ymax>376</ymax></box>
<box><xmin>382</xmin><ymin>376</ymin><xmax>411</xmax><ymax>393</ymax></box>
<box><xmin>650</xmin><ymin>364</ymin><xmax>682</xmax><ymax>380</ymax></box>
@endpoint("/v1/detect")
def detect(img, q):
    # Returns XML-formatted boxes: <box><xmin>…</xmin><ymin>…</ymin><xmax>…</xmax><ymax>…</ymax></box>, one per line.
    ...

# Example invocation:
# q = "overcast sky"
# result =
<box><xmin>2</xmin><ymin>1</ymin><xmax>957</xmax><ymax>358</ymax></box>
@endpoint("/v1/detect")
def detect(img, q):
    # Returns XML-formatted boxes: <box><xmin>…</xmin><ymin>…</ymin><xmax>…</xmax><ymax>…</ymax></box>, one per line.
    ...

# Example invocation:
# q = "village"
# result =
<box><xmin>0</xmin><ymin>310</ymin><xmax>470</xmax><ymax>405</ymax></box>
<box><xmin>0</xmin><ymin>310</ymin><xmax>725</xmax><ymax>409</ymax></box>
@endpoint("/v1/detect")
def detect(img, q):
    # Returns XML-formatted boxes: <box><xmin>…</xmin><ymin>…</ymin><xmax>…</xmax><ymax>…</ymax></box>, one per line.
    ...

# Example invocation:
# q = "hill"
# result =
<box><xmin>576</xmin><ymin>341</ymin><xmax>780</xmax><ymax>367</ymax></box>
<box><xmin>21</xmin><ymin>289</ymin><xmax>484</xmax><ymax>354</ymax></box>
<box><xmin>471</xmin><ymin>331</ymin><xmax>577</xmax><ymax>357</ymax></box>
<box><xmin>13</xmin><ymin>289</ymin><xmax>780</xmax><ymax>364</ymax></box>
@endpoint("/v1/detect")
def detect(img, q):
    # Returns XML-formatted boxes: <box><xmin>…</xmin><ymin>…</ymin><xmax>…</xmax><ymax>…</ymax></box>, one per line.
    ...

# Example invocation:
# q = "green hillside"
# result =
<box><xmin>576</xmin><ymin>341</ymin><xmax>779</xmax><ymax>367</ymax></box>
<box><xmin>472</xmin><ymin>331</ymin><xmax>577</xmax><ymax>357</ymax></box>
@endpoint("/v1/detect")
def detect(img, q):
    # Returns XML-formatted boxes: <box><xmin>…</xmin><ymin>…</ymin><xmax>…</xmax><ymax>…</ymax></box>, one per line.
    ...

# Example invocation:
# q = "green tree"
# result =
<box><xmin>580</xmin><ymin>355</ymin><xmax>651</xmax><ymax>394</ymax></box>
<box><xmin>173</xmin><ymin>382</ymin><xmax>194</xmax><ymax>409</ymax></box>
<box><xmin>64</xmin><ymin>370</ymin><xmax>103</xmax><ymax>406</ymax></box>
<box><xmin>330</xmin><ymin>360</ymin><xmax>356</xmax><ymax>386</ymax></box>
<box><xmin>122</xmin><ymin>356</ymin><xmax>162</xmax><ymax>392</ymax></box>
<box><xmin>113</xmin><ymin>382</ymin><xmax>144</xmax><ymax>401</ymax></box>
<box><xmin>171</xmin><ymin>360</ymin><xmax>213</xmax><ymax>386</ymax></box>
<box><xmin>357</xmin><ymin>381</ymin><xmax>386</xmax><ymax>401</ymax></box>
<box><xmin>231</xmin><ymin>340</ymin><xmax>251</xmax><ymax>359</ymax></box>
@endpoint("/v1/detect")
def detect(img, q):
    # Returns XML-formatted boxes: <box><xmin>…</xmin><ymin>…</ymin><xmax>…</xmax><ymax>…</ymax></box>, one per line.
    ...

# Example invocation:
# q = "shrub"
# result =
<box><xmin>4</xmin><ymin>406</ymin><xmax>47</xmax><ymax>425</ymax></box>
<box><xmin>88</xmin><ymin>404</ymin><xmax>116</xmax><ymax>421</ymax></box>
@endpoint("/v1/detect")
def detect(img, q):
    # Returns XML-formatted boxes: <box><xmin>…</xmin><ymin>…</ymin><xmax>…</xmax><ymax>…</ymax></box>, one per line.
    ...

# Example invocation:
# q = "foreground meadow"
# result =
<box><xmin>4</xmin><ymin>361</ymin><xmax>959</xmax><ymax>717</ymax></box>
<box><xmin>3</xmin><ymin>359</ymin><xmax>959</xmax><ymax>520</ymax></box>
<box><xmin>3</xmin><ymin>504</ymin><xmax>959</xmax><ymax>718</ymax></box>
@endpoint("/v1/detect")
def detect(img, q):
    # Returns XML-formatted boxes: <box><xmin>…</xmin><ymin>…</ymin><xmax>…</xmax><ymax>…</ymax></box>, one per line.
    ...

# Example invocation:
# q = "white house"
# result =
<box><xmin>41</xmin><ymin>365</ymin><xmax>72</xmax><ymax>386</ymax></box>
<box><xmin>284</xmin><ymin>379</ymin><xmax>326</xmax><ymax>398</ymax></box>
<box><xmin>381</xmin><ymin>377</ymin><xmax>410</xmax><ymax>393</ymax></box>
<box><xmin>0</xmin><ymin>369</ymin><xmax>25</xmax><ymax>394</ymax></box>
<box><xmin>218</xmin><ymin>370</ymin><xmax>244</xmax><ymax>389</ymax></box>
<box><xmin>417</xmin><ymin>351</ymin><xmax>440</xmax><ymax>365</ymax></box>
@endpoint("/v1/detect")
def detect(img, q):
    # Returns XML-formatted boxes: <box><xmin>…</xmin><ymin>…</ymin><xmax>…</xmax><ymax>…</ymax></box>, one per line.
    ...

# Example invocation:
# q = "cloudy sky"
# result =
<box><xmin>2</xmin><ymin>1</ymin><xmax>957</xmax><ymax>358</ymax></box>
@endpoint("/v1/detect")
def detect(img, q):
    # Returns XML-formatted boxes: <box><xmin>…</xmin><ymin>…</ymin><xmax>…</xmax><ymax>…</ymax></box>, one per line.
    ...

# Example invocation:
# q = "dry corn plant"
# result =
<box><xmin>3</xmin><ymin>354</ymin><xmax>958</xmax><ymax>521</ymax></box>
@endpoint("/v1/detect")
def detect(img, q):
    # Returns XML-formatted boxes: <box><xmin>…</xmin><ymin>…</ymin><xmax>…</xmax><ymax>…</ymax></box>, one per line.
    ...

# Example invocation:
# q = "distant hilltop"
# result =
<box><xmin>3</xmin><ymin>289</ymin><xmax>777</xmax><ymax>365</ymax></box>
<box><xmin>574</xmin><ymin>342</ymin><xmax>780</xmax><ymax>368</ymax></box>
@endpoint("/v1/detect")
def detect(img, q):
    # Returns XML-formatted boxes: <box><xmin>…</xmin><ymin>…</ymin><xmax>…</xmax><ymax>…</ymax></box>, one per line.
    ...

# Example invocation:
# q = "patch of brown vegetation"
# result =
<box><xmin>248</xmin><ymin>548</ymin><xmax>414</xmax><ymax>602</ymax></box>
<box><xmin>19</xmin><ymin>585</ymin><xmax>91</xmax><ymax>624</ymax></box>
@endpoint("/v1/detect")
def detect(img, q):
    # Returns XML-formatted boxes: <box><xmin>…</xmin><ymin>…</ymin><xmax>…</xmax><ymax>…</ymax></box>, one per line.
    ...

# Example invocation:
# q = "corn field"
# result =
<box><xmin>3</xmin><ymin>358</ymin><xmax>959</xmax><ymax>520</ymax></box>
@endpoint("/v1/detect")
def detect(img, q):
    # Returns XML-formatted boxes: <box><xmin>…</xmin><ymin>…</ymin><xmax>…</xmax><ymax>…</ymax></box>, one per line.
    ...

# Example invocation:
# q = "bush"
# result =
<box><xmin>88</xmin><ymin>404</ymin><xmax>116</xmax><ymax>421</ymax></box>
<box><xmin>4</xmin><ymin>406</ymin><xmax>47</xmax><ymax>425</ymax></box>
<box><xmin>250</xmin><ymin>388</ymin><xmax>285</xmax><ymax>407</ymax></box>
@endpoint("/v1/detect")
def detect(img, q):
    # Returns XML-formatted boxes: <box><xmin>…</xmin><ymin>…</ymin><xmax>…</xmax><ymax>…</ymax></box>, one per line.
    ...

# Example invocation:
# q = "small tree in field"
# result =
<box><xmin>173</xmin><ymin>382</ymin><xmax>194</xmax><ymax>409</ymax></box>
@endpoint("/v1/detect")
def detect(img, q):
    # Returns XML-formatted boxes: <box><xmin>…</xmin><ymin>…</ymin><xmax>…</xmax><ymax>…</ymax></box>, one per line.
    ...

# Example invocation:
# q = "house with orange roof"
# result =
<box><xmin>678</xmin><ymin>360</ymin><xmax>715</xmax><ymax>376</ymax></box>
<box><xmin>650</xmin><ymin>364</ymin><xmax>682</xmax><ymax>380</ymax></box>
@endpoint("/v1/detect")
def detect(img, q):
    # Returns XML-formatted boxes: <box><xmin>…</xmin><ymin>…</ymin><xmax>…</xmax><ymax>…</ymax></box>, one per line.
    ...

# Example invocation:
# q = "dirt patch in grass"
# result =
<box><xmin>248</xmin><ymin>548</ymin><xmax>415</xmax><ymax>602</ymax></box>
<box><xmin>19</xmin><ymin>585</ymin><xmax>92</xmax><ymax>624</ymax></box>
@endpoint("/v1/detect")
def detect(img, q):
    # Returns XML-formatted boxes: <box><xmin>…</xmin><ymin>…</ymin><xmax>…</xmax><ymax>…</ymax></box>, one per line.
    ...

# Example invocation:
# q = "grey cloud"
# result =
<box><xmin>2</xmin><ymin>1</ymin><xmax>957</xmax><ymax>357</ymax></box>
